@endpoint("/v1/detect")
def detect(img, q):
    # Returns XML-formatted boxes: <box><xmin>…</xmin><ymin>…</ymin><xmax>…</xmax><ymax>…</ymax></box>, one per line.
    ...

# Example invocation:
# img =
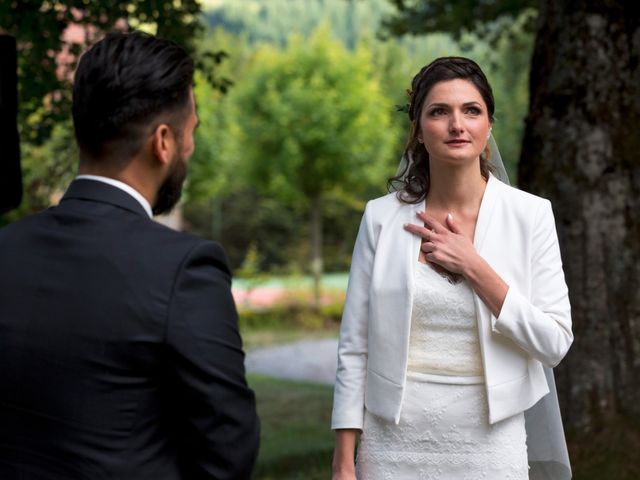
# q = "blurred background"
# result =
<box><xmin>1</xmin><ymin>0</ymin><xmax>638</xmax><ymax>478</ymax></box>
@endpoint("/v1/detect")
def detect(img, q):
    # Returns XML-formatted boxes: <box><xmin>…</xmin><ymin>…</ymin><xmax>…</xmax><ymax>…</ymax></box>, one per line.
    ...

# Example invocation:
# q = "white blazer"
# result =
<box><xmin>332</xmin><ymin>174</ymin><xmax>573</xmax><ymax>479</ymax></box>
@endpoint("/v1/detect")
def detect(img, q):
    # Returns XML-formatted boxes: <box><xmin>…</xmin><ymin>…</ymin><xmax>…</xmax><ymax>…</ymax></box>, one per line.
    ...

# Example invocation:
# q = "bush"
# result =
<box><xmin>238</xmin><ymin>289</ymin><xmax>344</xmax><ymax>331</ymax></box>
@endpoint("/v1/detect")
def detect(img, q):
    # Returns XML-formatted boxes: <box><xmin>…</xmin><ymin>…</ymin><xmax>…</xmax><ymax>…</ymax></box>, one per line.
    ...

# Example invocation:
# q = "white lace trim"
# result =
<box><xmin>357</xmin><ymin>381</ymin><xmax>528</xmax><ymax>479</ymax></box>
<box><xmin>407</xmin><ymin>263</ymin><xmax>484</xmax><ymax>377</ymax></box>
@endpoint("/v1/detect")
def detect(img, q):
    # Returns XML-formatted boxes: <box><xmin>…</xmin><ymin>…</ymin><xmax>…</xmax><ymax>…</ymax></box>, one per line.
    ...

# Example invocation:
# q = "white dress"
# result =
<box><xmin>356</xmin><ymin>262</ymin><xmax>529</xmax><ymax>480</ymax></box>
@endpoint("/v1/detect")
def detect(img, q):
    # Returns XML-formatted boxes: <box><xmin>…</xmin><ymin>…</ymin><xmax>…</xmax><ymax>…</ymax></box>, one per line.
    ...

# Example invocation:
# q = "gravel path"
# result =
<box><xmin>245</xmin><ymin>338</ymin><xmax>338</xmax><ymax>385</ymax></box>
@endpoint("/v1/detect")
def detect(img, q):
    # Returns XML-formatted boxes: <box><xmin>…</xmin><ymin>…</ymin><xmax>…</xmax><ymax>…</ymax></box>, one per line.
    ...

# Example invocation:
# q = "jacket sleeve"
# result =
<box><xmin>165</xmin><ymin>241</ymin><xmax>260</xmax><ymax>479</ymax></box>
<box><xmin>331</xmin><ymin>203</ymin><xmax>375</xmax><ymax>430</ymax></box>
<box><xmin>493</xmin><ymin>199</ymin><xmax>573</xmax><ymax>367</ymax></box>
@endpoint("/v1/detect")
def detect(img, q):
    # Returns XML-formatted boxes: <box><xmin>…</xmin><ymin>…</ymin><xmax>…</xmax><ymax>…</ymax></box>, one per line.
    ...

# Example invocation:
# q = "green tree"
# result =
<box><xmin>0</xmin><ymin>1</ymin><xmax>233</xmax><ymax>218</ymax></box>
<box><xmin>0</xmin><ymin>0</ymin><xmax>208</xmax><ymax>144</ymax></box>
<box><xmin>382</xmin><ymin>0</ymin><xmax>537</xmax><ymax>45</ymax></box>
<box><xmin>204</xmin><ymin>0</ymin><xmax>394</xmax><ymax>49</ymax></box>
<box><xmin>230</xmin><ymin>27</ymin><xmax>395</xmax><ymax>307</ymax></box>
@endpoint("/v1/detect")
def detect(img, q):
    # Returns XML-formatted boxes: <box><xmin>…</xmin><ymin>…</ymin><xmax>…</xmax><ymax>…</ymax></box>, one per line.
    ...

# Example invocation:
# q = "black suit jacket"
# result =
<box><xmin>0</xmin><ymin>180</ymin><xmax>260</xmax><ymax>479</ymax></box>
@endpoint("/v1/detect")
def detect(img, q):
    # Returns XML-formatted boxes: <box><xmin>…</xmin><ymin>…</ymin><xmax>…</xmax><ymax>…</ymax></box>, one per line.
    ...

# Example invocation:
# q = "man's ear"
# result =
<box><xmin>151</xmin><ymin>123</ymin><xmax>175</xmax><ymax>167</ymax></box>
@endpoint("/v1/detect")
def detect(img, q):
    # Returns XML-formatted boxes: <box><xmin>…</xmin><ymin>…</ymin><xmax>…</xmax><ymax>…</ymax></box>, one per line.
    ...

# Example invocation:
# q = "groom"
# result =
<box><xmin>0</xmin><ymin>32</ymin><xmax>259</xmax><ymax>479</ymax></box>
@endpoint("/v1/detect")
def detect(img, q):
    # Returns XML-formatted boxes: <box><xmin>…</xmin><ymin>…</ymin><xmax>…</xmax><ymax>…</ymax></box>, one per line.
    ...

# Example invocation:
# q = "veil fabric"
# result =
<box><xmin>486</xmin><ymin>133</ymin><xmax>510</xmax><ymax>185</ymax></box>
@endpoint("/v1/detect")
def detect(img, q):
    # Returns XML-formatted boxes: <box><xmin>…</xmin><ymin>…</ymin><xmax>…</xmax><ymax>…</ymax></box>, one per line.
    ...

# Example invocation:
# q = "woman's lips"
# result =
<box><xmin>445</xmin><ymin>139</ymin><xmax>471</xmax><ymax>146</ymax></box>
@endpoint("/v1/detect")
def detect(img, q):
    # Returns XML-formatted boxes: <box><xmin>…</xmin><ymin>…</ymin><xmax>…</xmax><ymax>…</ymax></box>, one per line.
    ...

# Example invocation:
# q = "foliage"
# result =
<box><xmin>382</xmin><ymin>0</ymin><xmax>537</xmax><ymax>46</ymax></box>
<box><xmin>480</xmin><ymin>20</ymin><xmax>533</xmax><ymax>180</ymax></box>
<box><xmin>183</xmin><ymin>188</ymin><xmax>308</xmax><ymax>270</ymax></box>
<box><xmin>4</xmin><ymin>0</ymin><xmax>534</xmax><ymax>274</ymax></box>
<box><xmin>223</xmin><ymin>25</ymin><xmax>395</xmax><ymax>302</ymax></box>
<box><xmin>204</xmin><ymin>0</ymin><xmax>393</xmax><ymax>49</ymax></box>
<box><xmin>0</xmin><ymin>0</ymin><xmax>207</xmax><ymax>145</ymax></box>
<box><xmin>0</xmin><ymin>0</ymin><xmax>234</xmax><ymax>218</ymax></box>
<box><xmin>234</xmin><ymin>243</ymin><xmax>273</xmax><ymax>307</ymax></box>
<box><xmin>230</xmin><ymin>26</ymin><xmax>394</xmax><ymax>204</ymax></box>
<box><xmin>5</xmin><ymin>116</ymin><xmax>77</xmax><ymax>219</ymax></box>
<box><xmin>180</xmin><ymin>2</ymin><xmax>533</xmax><ymax>273</ymax></box>
<box><xmin>186</xmin><ymin>27</ymin><xmax>256</xmax><ymax>205</ymax></box>
<box><xmin>238</xmin><ymin>291</ymin><xmax>345</xmax><ymax>331</ymax></box>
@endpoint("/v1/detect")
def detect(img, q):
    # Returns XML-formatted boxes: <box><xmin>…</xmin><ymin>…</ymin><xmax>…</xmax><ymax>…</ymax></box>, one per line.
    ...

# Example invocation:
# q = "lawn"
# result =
<box><xmin>247</xmin><ymin>373</ymin><xmax>640</xmax><ymax>480</ymax></box>
<box><xmin>248</xmin><ymin>374</ymin><xmax>334</xmax><ymax>479</ymax></box>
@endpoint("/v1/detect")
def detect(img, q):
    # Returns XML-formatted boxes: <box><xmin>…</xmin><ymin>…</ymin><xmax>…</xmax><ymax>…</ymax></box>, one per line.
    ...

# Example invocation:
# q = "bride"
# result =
<box><xmin>331</xmin><ymin>56</ymin><xmax>573</xmax><ymax>480</ymax></box>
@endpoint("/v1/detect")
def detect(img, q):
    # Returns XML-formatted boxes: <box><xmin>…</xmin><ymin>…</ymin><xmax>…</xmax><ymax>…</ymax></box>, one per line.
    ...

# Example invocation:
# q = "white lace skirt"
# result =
<box><xmin>356</xmin><ymin>373</ymin><xmax>529</xmax><ymax>480</ymax></box>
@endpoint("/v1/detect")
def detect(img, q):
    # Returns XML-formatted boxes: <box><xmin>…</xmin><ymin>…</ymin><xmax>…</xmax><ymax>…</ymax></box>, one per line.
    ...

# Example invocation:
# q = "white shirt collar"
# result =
<box><xmin>75</xmin><ymin>175</ymin><xmax>153</xmax><ymax>218</ymax></box>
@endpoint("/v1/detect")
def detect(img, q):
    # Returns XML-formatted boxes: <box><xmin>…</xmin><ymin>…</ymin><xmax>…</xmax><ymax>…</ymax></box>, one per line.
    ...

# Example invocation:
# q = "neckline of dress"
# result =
<box><xmin>416</xmin><ymin>261</ymin><xmax>467</xmax><ymax>287</ymax></box>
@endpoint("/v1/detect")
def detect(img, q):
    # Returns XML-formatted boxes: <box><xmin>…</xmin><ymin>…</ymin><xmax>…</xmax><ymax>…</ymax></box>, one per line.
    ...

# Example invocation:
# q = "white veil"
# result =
<box><xmin>486</xmin><ymin>133</ymin><xmax>510</xmax><ymax>185</ymax></box>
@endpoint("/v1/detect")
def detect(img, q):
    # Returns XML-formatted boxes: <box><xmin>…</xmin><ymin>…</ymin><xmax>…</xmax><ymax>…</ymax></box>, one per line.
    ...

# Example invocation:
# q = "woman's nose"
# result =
<box><xmin>449</xmin><ymin>112</ymin><xmax>464</xmax><ymax>134</ymax></box>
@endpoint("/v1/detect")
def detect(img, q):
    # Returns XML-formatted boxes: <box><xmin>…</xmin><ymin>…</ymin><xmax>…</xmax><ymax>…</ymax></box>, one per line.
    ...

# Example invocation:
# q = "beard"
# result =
<box><xmin>152</xmin><ymin>148</ymin><xmax>188</xmax><ymax>216</ymax></box>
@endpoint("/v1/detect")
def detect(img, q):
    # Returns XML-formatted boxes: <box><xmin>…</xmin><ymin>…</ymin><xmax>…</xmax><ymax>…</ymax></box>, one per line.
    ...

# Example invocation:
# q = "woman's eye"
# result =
<box><xmin>428</xmin><ymin>108</ymin><xmax>446</xmax><ymax>116</ymax></box>
<box><xmin>466</xmin><ymin>106</ymin><xmax>481</xmax><ymax>115</ymax></box>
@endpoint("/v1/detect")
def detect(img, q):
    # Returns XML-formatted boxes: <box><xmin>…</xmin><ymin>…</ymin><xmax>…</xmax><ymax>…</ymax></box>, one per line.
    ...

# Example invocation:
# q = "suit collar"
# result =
<box><xmin>60</xmin><ymin>179</ymin><xmax>150</xmax><ymax>218</ymax></box>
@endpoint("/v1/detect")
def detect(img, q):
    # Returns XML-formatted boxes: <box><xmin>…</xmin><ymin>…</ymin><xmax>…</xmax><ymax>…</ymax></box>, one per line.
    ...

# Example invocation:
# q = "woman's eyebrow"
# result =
<box><xmin>425</xmin><ymin>101</ymin><xmax>482</xmax><ymax>108</ymax></box>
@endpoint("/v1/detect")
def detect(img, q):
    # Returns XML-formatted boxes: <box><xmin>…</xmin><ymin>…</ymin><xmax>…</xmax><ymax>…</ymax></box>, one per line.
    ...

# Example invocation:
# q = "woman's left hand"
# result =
<box><xmin>404</xmin><ymin>211</ymin><xmax>479</xmax><ymax>276</ymax></box>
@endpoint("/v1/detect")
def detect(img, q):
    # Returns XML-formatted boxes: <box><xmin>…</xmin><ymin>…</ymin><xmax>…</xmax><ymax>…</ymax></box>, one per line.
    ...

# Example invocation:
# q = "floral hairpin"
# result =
<box><xmin>395</xmin><ymin>88</ymin><xmax>413</xmax><ymax>114</ymax></box>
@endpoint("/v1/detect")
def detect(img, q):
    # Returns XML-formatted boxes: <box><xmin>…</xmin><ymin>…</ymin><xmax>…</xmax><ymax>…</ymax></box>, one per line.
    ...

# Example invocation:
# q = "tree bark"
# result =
<box><xmin>310</xmin><ymin>194</ymin><xmax>323</xmax><ymax>310</ymax></box>
<box><xmin>519</xmin><ymin>0</ymin><xmax>640</xmax><ymax>434</ymax></box>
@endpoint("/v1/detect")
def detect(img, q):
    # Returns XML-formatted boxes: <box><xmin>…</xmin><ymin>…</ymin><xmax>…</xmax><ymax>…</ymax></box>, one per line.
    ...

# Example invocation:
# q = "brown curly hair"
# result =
<box><xmin>388</xmin><ymin>57</ymin><xmax>495</xmax><ymax>204</ymax></box>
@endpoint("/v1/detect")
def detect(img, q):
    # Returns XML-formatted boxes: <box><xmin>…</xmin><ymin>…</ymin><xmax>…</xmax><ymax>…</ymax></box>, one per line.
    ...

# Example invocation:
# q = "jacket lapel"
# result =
<box><xmin>473</xmin><ymin>174</ymin><xmax>500</xmax><ymax>253</ymax></box>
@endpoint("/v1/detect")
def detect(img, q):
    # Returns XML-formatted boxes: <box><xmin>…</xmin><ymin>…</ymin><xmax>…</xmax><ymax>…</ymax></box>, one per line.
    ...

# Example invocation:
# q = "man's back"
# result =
<box><xmin>0</xmin><ymin>180</ymin><xmax>259</xmax><ymax>479</ymax></box>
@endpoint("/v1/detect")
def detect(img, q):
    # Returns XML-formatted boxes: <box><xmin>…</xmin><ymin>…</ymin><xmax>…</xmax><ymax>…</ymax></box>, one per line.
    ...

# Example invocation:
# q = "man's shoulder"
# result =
<box><xmin>140</xmin><ymin>221</ymin><xmax>230</xmax><ymax>270</ymax></box>
<box><xmin>0</xmin><ymin>209</ymin><xmax>52</xmax><ymax>240</ymax></box>
<box><xmin>145</xmin><ymin>221</ymin><xmax>221</xmax><ymax>251</ymax></box>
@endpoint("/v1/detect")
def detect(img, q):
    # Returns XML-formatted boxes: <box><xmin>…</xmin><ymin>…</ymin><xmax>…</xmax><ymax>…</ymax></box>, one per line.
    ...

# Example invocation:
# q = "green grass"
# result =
<box><xmin>248</xmin><ymin>374</ymin><xmax>334</xmax><ymax>479</ymax></box>
<box><xmin>247</xmin><ymin>372</ymin><xmax>640</xmax><ymax>480</ymax></box>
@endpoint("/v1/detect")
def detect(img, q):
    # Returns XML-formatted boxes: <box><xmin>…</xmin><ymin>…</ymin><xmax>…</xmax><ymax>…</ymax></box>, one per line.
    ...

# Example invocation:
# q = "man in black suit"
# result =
<box><xmin>0</xmin><ymin>31</ymin><xmax>259</xmax><ymax>479</ymax></box>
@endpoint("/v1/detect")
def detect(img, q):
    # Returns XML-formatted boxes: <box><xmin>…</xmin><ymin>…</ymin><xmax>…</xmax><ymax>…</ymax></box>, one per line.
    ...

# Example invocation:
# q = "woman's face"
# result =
<box><xmin>418</xmin><ymin>78</ymin><xmax>491</xmax><ymax>168</ymax></box>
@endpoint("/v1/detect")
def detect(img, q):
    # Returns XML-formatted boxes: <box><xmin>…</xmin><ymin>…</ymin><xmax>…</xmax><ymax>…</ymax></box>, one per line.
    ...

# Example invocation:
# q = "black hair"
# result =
<box><xmin>72</xmin><ymin>31</ymin><xmax>194</xmax><ymax>164</ymax></box>
<box><xmin>389</xmin><ymin>56</ymin><xmax>495</xmax><ymax>203</ymax></box>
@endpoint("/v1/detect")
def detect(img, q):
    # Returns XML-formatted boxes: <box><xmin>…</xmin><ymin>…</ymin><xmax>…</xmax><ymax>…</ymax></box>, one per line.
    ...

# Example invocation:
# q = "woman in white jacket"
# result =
<box><xmin>331</xmin><ymin>57</ymin><xmax>573</xmax><ymax>480</ymax></box>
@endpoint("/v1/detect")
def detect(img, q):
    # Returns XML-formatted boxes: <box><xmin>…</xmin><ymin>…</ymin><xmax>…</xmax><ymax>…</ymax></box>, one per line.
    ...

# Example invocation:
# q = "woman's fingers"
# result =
<box><xmin>403</xmin><ymin>222</ymin><xmax>433</xmax><ymax>241</ymax></box>
<box><xmin>445</xmin><ymin>213</ymin><xmax>463</xmax><ymax>234</ymax></box>
<box><xmin>421</xmin><ymin>240</ymin><xmax>435</xmax><ymax>253</ymax></box>
<box><xmin>416</xmin><ymin>211</ymin><xmax>446</xmax><ymax>233</ymax></box>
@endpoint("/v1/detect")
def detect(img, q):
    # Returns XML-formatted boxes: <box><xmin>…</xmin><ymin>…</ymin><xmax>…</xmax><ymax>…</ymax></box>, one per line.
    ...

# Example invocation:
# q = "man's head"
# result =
<box><xmin>72</xmin><ymin>31</ymin><xmax>197</xmax><ymax>215</ymax></box>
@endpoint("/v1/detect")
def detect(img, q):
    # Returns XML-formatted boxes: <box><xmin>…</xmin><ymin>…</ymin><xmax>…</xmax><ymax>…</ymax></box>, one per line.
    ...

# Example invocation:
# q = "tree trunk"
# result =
<box><xmin>519</xmin><ymin>0</ymin><xmax>640</xmax><ymax>434</ymax></box>
<box><xmin>310</xmin><ymin>194</ymin><xmax>323</xmax><ymax>310</ymax></box>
